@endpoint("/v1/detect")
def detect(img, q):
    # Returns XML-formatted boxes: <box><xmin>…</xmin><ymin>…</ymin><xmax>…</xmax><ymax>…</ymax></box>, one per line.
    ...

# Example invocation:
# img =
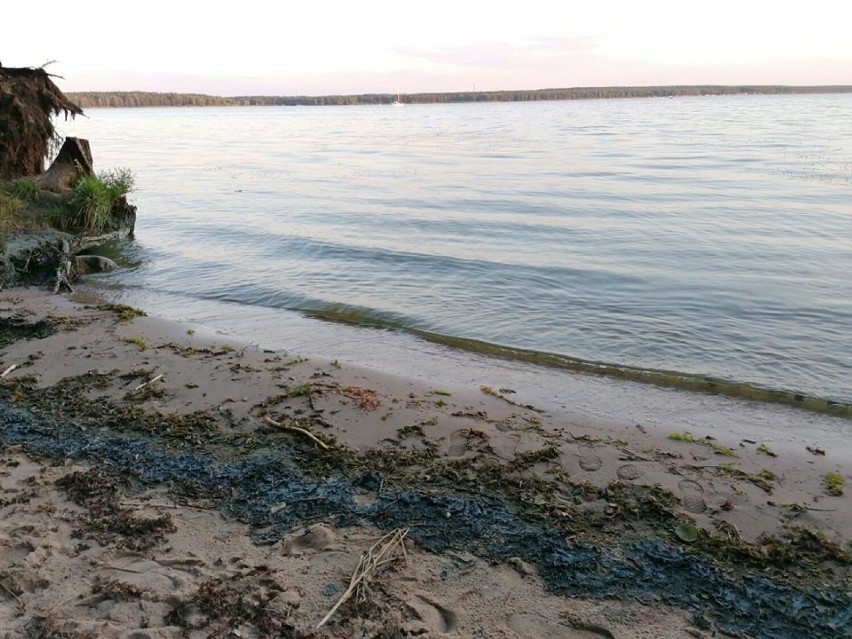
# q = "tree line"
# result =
<box><xmin>66</xmin><ymin>85</ymin><xmax>852</xmax><ymax>109</ymax></box>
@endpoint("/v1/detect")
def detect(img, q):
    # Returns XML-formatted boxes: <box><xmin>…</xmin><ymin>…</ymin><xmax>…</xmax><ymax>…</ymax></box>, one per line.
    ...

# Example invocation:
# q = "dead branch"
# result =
<box><xmin>0</xmin><ymin>579</ymin><xmax>23</xmax><ymax>610</ymax></box>
<box><xmin>131</xmin><ymin>373</ymin><xmax>163</xmax><ymax>393</ymax></box>
<box><xmin>0</xmin><ymin>364</ymin><xmax>18</xmax><ymax>378</ymax></box>
<box><xmin>53</xmin><ymin>239</ymin><xmax>74</xmax><ymax>294</ymax></box>
<box><xmin>317</xmin><ymin>527</ymin><xmax>409</xmax><ymax>629</ymax></box>
<box><xmin>262</xmin><ymin>415</ymin><xmax>330</xmax><ymax>450</ymax></box>
<box><xmin>616</xmin><ymin>447</ymin><xmax>653</xmax><ymax>462</ymax></box>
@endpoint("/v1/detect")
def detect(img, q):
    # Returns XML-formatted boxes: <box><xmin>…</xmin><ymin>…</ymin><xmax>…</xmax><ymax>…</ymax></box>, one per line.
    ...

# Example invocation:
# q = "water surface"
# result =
<box><xmin>59</xmin><ymin>94</ymin><xmax>852</xmax><ymax>404</ymax></box>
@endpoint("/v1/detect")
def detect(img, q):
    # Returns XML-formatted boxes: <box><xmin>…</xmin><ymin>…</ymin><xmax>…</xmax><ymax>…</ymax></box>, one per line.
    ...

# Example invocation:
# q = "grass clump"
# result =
<box><xmin>5</xmin><ymin>178</ymin><xmax>41</xmax><ymax>202</ymax></box>
<box><xmin>668</xmin><ymin>432</ymin><xmax>696</xmax><ymax>443</ymax></box>
<box><xmin>52</xmin><ymin>168</ymin><xmax>135</xmax><ymax>232</ymax></box>
<box><xmin>0</xmin><ymin>192</ymin><xmax>23</xmax><ymax>218</ymax></box>
<box><xmin>0</xmin><ymin>179</ymin><xmax>40</xmax><ymax>241</ymax></box>
<box><xmin>286</xmin><ymin>383</ymin><xmax>314</xmax><ymax>397</ymax></box>
<box><xmin>756</xmin><ymin>443</ymin><xmax>778</xmax><ymax>457</ymax></box>
<box><xmin>510</xmin><ymin>445</ymin><xmax>560</xmax><ymax>470</ymax></box>
<box><xmin>98</xmin><ymin>303</ymin><xmax>146</xmax><ymax>322</ymax></box>
<box><xmin>824</xmin><ymin>471</ymin><xmax>845</xmax><ymax>496</ymax></box>
<box><xmin>122</xmin><ymin>336</ymin><xmax>149</xmax><ymax>352</ymax></box>
<box><xmin>0</xmin><ymin>190</ymin><xmax>28</xmax><ymax>250</ymax></box>
<box><xmin>668</xmin><ymin>432</ymin><xmax>739</xmax><ymax>457</ymax></box>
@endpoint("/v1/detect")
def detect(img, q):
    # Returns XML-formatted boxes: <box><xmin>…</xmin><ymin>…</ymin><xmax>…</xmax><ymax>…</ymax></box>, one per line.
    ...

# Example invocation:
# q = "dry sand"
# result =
<box><xmin>0</xmin><ymin>287</ymin><xmax>849</xmax><ymax>639</ymax></box>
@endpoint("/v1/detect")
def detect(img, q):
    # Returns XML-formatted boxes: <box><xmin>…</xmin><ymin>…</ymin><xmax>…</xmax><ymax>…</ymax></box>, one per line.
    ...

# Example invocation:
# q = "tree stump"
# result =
<box><xmin>37</xmin><ymin>136</ymin><xmax>94</xmax><ymax>192</ymax></box>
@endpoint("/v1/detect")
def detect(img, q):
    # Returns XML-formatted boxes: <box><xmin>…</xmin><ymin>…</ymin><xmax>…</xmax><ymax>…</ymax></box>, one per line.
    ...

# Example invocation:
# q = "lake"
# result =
<box><xmin>58</xmin><ymin>94</ymin><xmax>852</xmax><ymax>406</ymax></box>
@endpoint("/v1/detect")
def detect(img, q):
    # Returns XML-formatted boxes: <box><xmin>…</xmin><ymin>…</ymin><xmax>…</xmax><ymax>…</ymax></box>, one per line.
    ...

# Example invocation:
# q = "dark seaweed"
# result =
<box><xmin>0</xmin><ymin>316</ymin><xmax>59</xmax><ymax>348</ymax></box>
<box><xmin>1</xmin><ymin>403</ymin><xmax>849</xmax><ymax>639</ymax></box>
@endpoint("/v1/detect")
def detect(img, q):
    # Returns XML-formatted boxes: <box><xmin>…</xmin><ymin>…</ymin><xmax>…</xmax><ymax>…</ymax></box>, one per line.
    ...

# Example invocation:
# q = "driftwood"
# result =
<box><xmin>49</xmin><ymin>238</ymin><xmax>119</xmax><ymax>293</ymax></box>
<box><xmin>53</xmin><ymin>239</ymin><xmax>74</xmax><ymax>293</ymax></box>
<box><xmin>130</xmin><ymin>374</ymin><xmax>164</xmax><ymax>394</ymax></box>
<box><xmin>38</xmin><ymin>136</ymin><xmax>93</xmax><ymax>191</ymax></box>
<box><xmin>0</xmin><ymin>364</ymin><xmax>18</xmax><ymax>379</ymax></box>
<box><xmin>317</xmin><ymin>527</ymin><xmax>409</xmax><ymax>629</ymax></box>
<box><xmin>262</xmin><ymin>415</ymin><xmax>330</xmax><ymax>450</ymax></box>
<box><xmin>0</xmin><ymin>66</ymin><xmax>83</xmax><ymax>180</ymax></box>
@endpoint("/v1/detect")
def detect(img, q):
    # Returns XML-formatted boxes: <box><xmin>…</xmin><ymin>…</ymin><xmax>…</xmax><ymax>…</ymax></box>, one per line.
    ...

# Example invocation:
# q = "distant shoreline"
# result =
<box><xmin>66</xmin><ymin>84</ymin><xmax>852</xmax><ymax>109</ymax></box>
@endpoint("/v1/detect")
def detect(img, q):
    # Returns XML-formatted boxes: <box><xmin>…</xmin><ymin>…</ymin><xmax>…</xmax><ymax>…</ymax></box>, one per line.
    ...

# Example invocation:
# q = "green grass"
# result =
<box><xmin>0</xmin><ymin>192</ymin><xmax>26</xmax><ymax>252</ymax></box>
<box><xmin>122</xmin><ymin>336</ymin><xmax>149</xmax><ymax>352</ymax></box>
<box><xmin>287</xmin><ymin>383</ymin><xmax>314</xmax><ymax>397</ymax></box>
<box><xmin>51</xmin><ymin>168</ymin><xmax>135</xmax><ymax>233</ymax></box>
<box><xmin>667</xmin><ymin>432</ymin><xmax>739</xmax><ymax>457</ymax></box>
<box><xmin>0</xmin><ymin>192</ymin><xmax>24</xmax><ymax>223</ymax></box>
<box><xmin>824</xmin><ymin>471</ymin><xmax>845</xmax><ymax>496</ymax></box>
<box><xmin>0</xmin><ymin>171</ymin><xmax>133</xmax><ymax>249</ymax></box>
<box><xmin>756</xmin><ymin>443</ymin><xmax>778</xmax><ymax>457</ymax></box>
<box><xmin>5</xmin><ymin>179</ymin><xmax>42</xmax><ymax>202</ymax></box>
<box><xmin>98</xmin><ymin>304</ymin><xmax>147</xmax><ymax>322</ymax></box>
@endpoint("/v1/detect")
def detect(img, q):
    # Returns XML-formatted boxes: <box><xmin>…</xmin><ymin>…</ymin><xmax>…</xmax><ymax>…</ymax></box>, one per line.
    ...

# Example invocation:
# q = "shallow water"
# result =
<box><xmin>58</xmin><ymin>94</ymin><xmax>852</xmax><ymax>403</ymax></box>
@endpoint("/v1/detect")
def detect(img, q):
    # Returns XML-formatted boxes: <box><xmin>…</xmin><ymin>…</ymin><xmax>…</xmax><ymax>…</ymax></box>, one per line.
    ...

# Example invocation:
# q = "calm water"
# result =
<box><xmin>58</xmin><ymin>95</ymin><xmax>852</xmax><ymax>404</ymax></box>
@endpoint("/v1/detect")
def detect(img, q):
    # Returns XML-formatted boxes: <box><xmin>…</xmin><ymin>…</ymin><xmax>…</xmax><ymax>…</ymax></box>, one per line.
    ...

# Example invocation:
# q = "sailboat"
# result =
<box><xmin>392</xmin><ymin>88</ymin><xmax>404</xmax><ymax>107</ymax></box>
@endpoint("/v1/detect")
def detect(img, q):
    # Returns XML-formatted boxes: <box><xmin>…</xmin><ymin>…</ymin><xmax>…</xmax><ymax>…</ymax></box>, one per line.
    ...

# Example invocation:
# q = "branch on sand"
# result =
<box><xmin>130</xmin><ymin>373</ymin><xmax>164</xmax><ymax>394</ymax></box>
<box><xmin>317</xmin><ymin>527</ymin><xmax>409</xmax><ymax>629</ymax></box>
<box><xmin>262</xmin><ymin>415</ymin><xmax>330</xmax><ymax>450</ymax></box>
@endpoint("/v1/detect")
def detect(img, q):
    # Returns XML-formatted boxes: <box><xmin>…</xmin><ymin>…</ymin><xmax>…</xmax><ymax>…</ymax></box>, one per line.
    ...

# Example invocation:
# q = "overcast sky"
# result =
<box><xmin>5</xmin><ymin>0</ymin><xmax>850</xmax><ymax>95</ymax></box>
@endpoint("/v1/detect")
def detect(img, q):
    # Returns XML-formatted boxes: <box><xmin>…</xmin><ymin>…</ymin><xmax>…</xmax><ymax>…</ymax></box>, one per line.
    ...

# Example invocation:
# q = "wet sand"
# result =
<box><xmin>0</xmin><ymin>287</ymin><xmax>849</xmax><ymax>638</ymax></box>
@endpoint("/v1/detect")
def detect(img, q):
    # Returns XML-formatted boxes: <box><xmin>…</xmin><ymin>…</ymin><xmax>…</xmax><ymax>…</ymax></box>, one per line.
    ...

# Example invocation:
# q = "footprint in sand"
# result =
<box><xmin>616</xmin><ymin>464</ymin><xmax>644</xmax><ymax>481</ymax></box>
<box><xmin>408</xmin><ymin>595</ymin><xmax>458</xmax><ymax>633</ymax></box>
<box><xmin>506</xmin><ymin>612</ymin><xmax>615</xmax><ymax>638</ymax></box>
<box><xmin>448</xmin><ymin>430</ymin><xmax>469</xmax><ymax>457</ymax></box>
<box><xmin>577</xmin><ymin>445</ymin><xmax>602</xmax><ymax>472</ymax></box>
<box><xmin>678</xmin><ymin>479</ymin><xmax>708</xmax><ymax>514</ymax></box>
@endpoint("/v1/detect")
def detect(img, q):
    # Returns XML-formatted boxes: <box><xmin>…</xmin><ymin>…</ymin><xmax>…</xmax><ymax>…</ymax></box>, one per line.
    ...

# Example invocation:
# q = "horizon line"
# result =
<box><xmin>64</xmin><ymin>83</ymin><xmax>852</xmax><ymax>100</ymax></box>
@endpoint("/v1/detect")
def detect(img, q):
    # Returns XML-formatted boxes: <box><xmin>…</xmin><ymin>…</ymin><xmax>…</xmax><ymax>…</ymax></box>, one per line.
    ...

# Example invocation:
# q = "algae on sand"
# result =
<box><xmin>0</xmin><ymin>401</ymin><xmax>850</xmax><ymax>639</ymax></box>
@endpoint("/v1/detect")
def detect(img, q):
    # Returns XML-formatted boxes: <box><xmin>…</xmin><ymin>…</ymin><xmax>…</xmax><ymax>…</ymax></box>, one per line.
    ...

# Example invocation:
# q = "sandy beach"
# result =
<box><xmin>0</xmin><ymin>286</ymin><xmax>849</xmax><ymax>639</ymax></box>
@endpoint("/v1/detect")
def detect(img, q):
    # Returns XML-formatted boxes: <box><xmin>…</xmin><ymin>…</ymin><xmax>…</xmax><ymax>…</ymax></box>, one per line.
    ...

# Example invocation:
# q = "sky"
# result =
<box><xmin>4</xmin><ymin>0</ymin><xmax>851</xmax><ymax>96</ymax></box>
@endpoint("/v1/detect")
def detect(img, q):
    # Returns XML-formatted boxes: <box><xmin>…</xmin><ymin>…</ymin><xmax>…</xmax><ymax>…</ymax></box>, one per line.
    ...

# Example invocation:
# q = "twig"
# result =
<box><xmin>317</xmin><ymin>527</ymin><xmax>409</xmax><ymax>629</ymax></box>
<box><xmin>0</xmin><ymin>364</ymin><xmax>18</xmax><ymax>378</ymax></box>
<box><xmin>616</xmin><ymin>446</ymin><xmax>652</xmax><ymax>462</ymax></box>
<box><xmin>0</xmin><ymin>579</ymin><xmax>23</xmax><ymax>610</ymax></box>
<box><xmin>131</xmin><ymin>373</ymin><xmax>163</xmax><ymax>393</ymax></box>
<box><xmin>122</xmin><ymin>499</ymin><xmax>212</xmax><ymax>512</ymax></box>
<box><xmin>46</xmin><ymin>592</ymin><xmax>83</xmax><ymax>615</ymax></box>
<box><xmin>768</xmin><ymin>500</ymin><xmax>838</xmax><ymax>513</ymax></box>
<box><xmin>53</xmin><ymin>239</ymin><xmax>74</xmax><ymax>294</ymax></box>
<box><xmin>262</xmin><ymin>416</ymin><xmax>330</xmax><ymax>450</ymax></box>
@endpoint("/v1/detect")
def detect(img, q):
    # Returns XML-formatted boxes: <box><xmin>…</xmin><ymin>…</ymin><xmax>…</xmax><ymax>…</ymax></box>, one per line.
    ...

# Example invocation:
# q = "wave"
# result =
<box><xmin>116</xmin><ymin>276</ymin><xmax>852</xmax><ymax>417</ymax></box>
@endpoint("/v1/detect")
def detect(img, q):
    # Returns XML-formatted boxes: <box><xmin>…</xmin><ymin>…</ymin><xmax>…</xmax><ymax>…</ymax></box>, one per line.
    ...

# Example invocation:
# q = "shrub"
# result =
<box><xmin>54</xmin><ymin>168</ymin><xmax>135</xmax><ymax>232</ymax></box>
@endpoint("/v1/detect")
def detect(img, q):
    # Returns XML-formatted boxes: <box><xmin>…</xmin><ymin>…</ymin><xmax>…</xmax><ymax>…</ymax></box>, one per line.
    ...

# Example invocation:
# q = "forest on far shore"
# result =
<box><xmin>66</xmin><ymin>85</ymin><xmax>852</xmax><ymax>109</ymax></box>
